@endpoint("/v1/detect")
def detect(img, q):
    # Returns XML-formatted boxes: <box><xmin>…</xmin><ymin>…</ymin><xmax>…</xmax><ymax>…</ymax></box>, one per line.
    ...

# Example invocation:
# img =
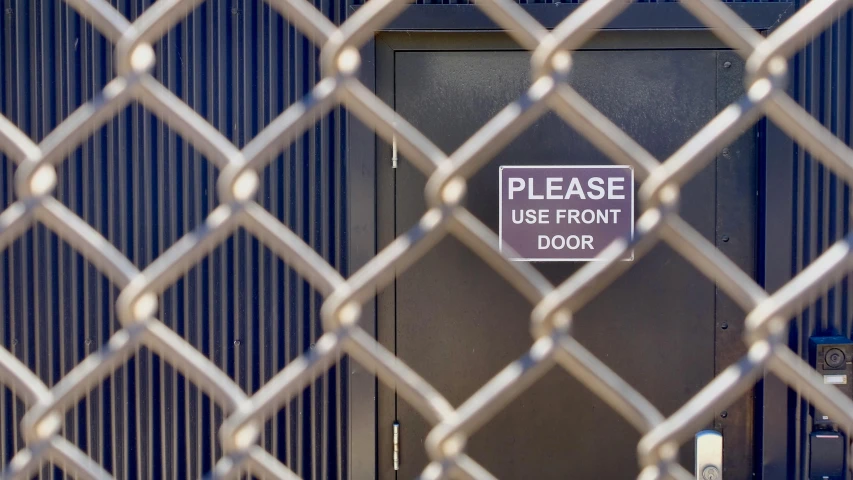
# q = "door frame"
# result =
<box><xmin>346</xmin><ymin>5</ymin><xmax>796</xmax><ymax>479</ymax></box>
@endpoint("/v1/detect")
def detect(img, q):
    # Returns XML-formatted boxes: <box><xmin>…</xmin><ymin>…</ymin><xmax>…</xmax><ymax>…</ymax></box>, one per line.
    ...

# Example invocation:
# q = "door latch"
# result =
<box><xmin>695</xmin><ymin>430</ymin><xmax>723</xmax><ymax>480</ymax></box>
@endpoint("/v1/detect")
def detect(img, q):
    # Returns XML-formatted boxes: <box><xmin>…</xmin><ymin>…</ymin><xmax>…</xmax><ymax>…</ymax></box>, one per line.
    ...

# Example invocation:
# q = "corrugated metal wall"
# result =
<box><xmin>0</xmin><ymin>1</ymin><xmax>348</xmax><ymax>478</ymax></box>
<box><xmin>788</xmin><ymin>4</ymin><xmax>853</xmax><ymax>478</ymax></box>
<box><xmin>1</xmin><ymin>1</ymin><xmax>852</xmax><ymax>479</ymax></box>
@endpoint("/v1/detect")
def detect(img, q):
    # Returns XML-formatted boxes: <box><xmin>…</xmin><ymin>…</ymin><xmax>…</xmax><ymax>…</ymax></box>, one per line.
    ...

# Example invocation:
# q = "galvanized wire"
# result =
<box><xmin>0</xmin><ymin>0</ymin><xmax>852</xmax><ymax>478</ymax></box>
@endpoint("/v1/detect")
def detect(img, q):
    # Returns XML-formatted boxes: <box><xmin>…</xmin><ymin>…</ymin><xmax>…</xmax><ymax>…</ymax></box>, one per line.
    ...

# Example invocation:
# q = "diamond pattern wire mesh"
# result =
<box><xmin>1</xmin><ymin>0</ymin><xmax>853</xmax><ymax>478</ymax></box>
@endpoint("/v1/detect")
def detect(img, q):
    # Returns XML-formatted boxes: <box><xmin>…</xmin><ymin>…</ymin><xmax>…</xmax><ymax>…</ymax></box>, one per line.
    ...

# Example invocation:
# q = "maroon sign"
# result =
<box><xmin>499</xmin><ymin>165</ymin><xmax>634</xmax><ymax>261</ymax></box>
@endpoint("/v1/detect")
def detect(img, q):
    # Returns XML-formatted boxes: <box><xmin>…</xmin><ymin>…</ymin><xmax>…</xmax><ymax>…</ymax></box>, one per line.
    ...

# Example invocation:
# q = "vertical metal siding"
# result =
<box><xmin>1</xmin><ymin>1</ymin><xmax>850</xmax><ymax>479</ymax></box>
<box><xmin>788</xmin><ymin>5</ymin><xmax>853</xmax><ymax>478</ymax></box>
<box><xmin>0</xmin><ymin>1</ymin><xmax>348</xmax><ymax>478</ymax></box>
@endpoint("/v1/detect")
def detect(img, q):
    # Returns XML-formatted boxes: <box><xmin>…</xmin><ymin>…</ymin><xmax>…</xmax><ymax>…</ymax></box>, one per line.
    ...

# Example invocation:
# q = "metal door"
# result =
<box><xmin>376</xmin><ymin>36</ymin><xmax>757</xmax><ymax>479</ymax></box>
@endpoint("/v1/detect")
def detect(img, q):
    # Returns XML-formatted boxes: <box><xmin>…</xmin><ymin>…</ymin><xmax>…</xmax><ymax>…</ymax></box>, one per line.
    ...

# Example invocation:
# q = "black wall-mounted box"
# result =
<box><xmin>809</xmin><ymin>431</ymin><xmax>846</xmax><ymax>480</ymax></box>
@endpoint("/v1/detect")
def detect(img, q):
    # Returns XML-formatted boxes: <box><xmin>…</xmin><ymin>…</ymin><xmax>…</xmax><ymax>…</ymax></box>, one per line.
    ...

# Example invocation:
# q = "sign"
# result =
<box><xmin>499</xmin><ymin>165</ymin><xmax>634</xmax><ymax>261</ymax></box>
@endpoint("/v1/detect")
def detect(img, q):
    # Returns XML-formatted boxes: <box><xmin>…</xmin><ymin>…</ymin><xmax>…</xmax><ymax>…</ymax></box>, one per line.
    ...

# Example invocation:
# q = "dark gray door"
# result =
<box><xmin>379</xmin><ymin>44</ymin><xmax>756</xmax><ymax>479</ymax></box>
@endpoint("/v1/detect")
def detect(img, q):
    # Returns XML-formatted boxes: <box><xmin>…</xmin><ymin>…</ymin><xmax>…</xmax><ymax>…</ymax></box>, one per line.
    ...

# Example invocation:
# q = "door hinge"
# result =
<box><xmin>393</xmin><ymin>421</ymin><xmax>400</xmax><ymax>471</ymax></box>
<box><xmin>391</xmin><ymin>135</ymin><xmax>398</xmax><ymax>169</ymax></box>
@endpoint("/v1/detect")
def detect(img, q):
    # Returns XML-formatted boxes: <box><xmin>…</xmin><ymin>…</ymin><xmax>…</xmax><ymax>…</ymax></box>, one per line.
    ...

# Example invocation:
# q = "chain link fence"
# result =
<box><xmin>1</xmin><ymin>0</ymin><xmax>853</xmax><ymax>478</ymax></box>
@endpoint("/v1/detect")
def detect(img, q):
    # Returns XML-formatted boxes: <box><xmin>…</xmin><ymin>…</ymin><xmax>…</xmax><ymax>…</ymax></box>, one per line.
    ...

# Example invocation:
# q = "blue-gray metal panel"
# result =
<box><xmin>0</xmin><ymin>0</ymin><xmax>848</xmax><ymax>479</ymax></box>
<box><xmin>782</xmin><ymin>6</ymin><xmax>853</xmax><ymax>479</ymax></box>
<box><xmin>0</xmin><ymin>1</ymin><xmax>348</xmax><ymax>478</ymax></box>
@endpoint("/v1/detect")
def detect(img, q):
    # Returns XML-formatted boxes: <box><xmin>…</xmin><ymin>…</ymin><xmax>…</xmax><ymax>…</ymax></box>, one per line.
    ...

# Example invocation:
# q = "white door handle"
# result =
<box><xmin>695</xmin><ymin>430</ymin><xmax>723</xmax><ymax>480</ymax></box>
